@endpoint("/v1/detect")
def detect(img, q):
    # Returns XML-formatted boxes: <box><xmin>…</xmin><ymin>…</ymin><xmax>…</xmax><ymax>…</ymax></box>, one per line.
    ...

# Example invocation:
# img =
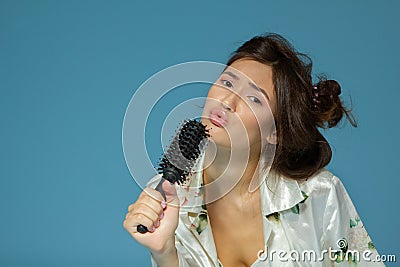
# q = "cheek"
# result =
<box><xmin>207</xmin><ymin>85</ymin><xmax>222</xmax><ymax>98</ymax></box>
<box><xmin>204</xmin><ymin>87</ymin><xmax>220</xmax><ymax>107</ymax></box>
<box><xmin>236</xmin><ymin>110</ymin><xmax>261</xmax><ymax>136</ymax></box>
<box><xmin>240</xmin><ymin>108</ymin><xmax>274</xmax><ymax>136</ymax></box>
<box><xmin>240</xmin><ymin>105</ymin><xmax>263</xmax><ymax>124</ymax></box>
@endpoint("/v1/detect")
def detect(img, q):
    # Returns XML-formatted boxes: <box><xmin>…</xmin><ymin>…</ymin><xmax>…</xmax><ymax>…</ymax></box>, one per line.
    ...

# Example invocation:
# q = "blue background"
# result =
<box><xmin>1</xmin><ymin>0</ymin><xmax>398</xmax><ymax>266</ymax></box>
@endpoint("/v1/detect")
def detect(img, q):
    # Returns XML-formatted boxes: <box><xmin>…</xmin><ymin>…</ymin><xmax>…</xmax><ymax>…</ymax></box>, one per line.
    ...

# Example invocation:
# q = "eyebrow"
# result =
<box><xmin>223</xmin><ymin>71</ymin><xmax>239</xmax><ymax>80</ymax></box>
<box><xmin>222</xmin><ymin>71</ymin><xmax>270</xmax><ymax>101</ymax></box>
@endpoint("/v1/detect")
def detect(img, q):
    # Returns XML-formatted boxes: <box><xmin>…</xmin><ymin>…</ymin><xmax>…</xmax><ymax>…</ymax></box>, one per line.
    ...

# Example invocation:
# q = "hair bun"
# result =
<box><xmin>313</xmin><ymin>78</ymin><xmax>356</xmax><ymax>128</ymax></box>
<box><xmin>317</xmin><ymin>79</ymin><xmax>341</xmax><ymax>99</ymax></box>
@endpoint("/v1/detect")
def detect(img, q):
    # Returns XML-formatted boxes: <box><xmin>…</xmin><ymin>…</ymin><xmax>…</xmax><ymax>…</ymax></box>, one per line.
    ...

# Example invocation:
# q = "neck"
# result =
<box><xmin>202</xmin><ymin>143</ymin><xmax>263</xmax><ymax>204</ymax></box>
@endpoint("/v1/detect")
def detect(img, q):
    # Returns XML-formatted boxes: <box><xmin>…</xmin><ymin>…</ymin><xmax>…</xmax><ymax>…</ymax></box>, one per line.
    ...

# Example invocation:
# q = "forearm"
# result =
<box><xmin>150</xmin><ymin>238</ymin><xmax>179</xmax><ymax>267</ymax></box>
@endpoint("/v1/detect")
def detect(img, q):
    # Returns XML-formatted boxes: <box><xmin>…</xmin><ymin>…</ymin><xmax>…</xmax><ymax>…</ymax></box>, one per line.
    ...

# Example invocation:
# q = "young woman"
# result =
<box><xmin>123</xmin><ymin>33</ymin><xmax>385</xmax><ymax>266</ymax></box>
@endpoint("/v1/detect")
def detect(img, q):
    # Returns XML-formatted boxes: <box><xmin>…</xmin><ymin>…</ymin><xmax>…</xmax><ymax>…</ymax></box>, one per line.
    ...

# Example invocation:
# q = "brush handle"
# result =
<box><xmin>136</xmin><ymin>179</ymin><xmax>167</xmax><ymax>234</ymax></box>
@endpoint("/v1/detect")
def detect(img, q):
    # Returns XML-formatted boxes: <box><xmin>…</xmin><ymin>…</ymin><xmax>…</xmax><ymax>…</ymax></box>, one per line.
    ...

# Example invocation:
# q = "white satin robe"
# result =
<box><xmin>147</xmin><ymin>162</ymin><xmax>385</xmax><ymax>267</ymax></box>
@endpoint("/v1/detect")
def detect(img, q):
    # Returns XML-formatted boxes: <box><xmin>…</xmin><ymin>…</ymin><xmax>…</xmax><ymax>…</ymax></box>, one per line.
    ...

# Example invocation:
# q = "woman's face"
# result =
<box><xmin>202</xmin><ymin>58</ymin><xmax>277</xmax><ymax>151</ymax></box>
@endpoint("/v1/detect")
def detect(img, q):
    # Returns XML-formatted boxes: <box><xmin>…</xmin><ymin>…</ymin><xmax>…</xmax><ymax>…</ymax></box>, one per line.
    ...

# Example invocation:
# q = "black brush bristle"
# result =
<box><xmin>158</xmin><ymin>119</ymin><xmax>210</xmax><ymax>184</ymax></box>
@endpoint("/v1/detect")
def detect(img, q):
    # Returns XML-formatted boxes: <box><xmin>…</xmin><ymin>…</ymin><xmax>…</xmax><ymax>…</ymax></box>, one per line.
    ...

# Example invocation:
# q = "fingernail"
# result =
<box><xmin>161</xmin><ymin>202</ymin><xmax>167</xmax><ymax>209</ymax></box>
<box><xmin>149</xmin><ymin>225</ymin><xmax>155</xmax><ymax>232</ymax></box>
<box><xmin>159</xmin><ymin>212</ymin><xmax>164</xmax><ymax>219</ymax></box>
<box><xmin>154</xmin><ymin>220</ymin><xmax>160</xmax><ymax>227</ymax></box>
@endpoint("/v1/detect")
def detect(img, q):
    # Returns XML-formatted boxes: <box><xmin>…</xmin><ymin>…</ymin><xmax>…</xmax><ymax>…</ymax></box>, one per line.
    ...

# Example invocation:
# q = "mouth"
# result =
<box><xmin>209</xmin><ymin>108</ymin><xmax>228</xmax><ymax>127</ymax></box>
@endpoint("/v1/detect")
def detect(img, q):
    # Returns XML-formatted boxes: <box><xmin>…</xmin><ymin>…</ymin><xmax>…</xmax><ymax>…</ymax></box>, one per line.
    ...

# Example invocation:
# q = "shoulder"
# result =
<box><xmin>298</xmin><ymin>168</ymin><xmax>345</xmax><ymax>195</ymax></box>
<box><xmin>295</xmin><ymin>169</ymin><xmax>354</xmax><ymax>213</ymax></box>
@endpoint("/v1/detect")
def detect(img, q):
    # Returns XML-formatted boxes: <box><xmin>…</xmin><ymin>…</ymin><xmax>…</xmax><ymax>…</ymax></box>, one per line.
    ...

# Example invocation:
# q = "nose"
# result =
<box><xmin>221</xmin><ymin>90</ymin><xmax>239</xmax><ymax>112</ymax></box>
<box><xmin>222</xmin><ymin>101</ymin><xmax>233</xmax><ymax>112</ymax></box>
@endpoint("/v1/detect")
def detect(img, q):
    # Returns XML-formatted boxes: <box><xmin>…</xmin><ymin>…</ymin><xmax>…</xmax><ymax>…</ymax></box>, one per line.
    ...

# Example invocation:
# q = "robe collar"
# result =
<box><xmin>176</xmin><ymin>154</ymin><xmax>306</xmax><ymax>216</ymax></box>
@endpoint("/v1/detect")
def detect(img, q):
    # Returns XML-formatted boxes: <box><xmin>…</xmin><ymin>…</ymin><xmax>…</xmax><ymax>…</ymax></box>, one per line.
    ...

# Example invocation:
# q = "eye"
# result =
<box><xmin>221</xmin><ymin>79</ymin><xmax>233</xmax><ymax>88</ymax></box>
<box><xmin>249</xmin><ymin>96</ymin><xmax>262</xmax><ymax>105</ymax></box>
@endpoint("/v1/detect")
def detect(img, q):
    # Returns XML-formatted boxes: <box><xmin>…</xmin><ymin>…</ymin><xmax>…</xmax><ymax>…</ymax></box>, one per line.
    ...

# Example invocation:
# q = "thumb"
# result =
<box><xmin>162</xmin><ymin>180</ymin><xmax>179</xmax><ymax>206</ymax></box>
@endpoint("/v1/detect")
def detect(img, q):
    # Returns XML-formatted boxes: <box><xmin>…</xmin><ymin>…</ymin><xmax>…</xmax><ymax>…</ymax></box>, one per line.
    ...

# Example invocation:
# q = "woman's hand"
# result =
<box><xmin>123</xmin><ymin>180</ymin><xmax>180</xmax><ymax>254</ymax></box>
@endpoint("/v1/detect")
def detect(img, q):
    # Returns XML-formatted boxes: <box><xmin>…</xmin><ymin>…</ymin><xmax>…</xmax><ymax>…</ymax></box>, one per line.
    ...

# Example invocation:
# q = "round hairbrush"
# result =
<box><xmin>137</xmin><ymin>119</ymin><xmax>210</xmax><ymax>234</ymax></box>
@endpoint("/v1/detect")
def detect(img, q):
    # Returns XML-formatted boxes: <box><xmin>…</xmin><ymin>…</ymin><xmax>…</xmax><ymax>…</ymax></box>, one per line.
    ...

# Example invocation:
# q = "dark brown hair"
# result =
<box><xmin>227</xmin><ymin>33</ymin><xmax>357</xmax><ymax>180</ymax></box>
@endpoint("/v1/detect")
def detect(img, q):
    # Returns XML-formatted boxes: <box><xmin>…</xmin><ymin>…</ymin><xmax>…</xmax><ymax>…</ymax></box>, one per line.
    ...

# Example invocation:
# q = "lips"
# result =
<box><xmin>209</xmin><ymin>108</ymin><xmax>228</xmax><ymax>127</ymax></box>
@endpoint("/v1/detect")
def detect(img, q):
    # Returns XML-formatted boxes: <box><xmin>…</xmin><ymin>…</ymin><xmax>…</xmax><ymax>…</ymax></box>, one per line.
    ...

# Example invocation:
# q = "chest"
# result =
<box><xmin>207</xmin><ymin>201</ymin><xmax>265</xmax><ymax>267</ymax></box>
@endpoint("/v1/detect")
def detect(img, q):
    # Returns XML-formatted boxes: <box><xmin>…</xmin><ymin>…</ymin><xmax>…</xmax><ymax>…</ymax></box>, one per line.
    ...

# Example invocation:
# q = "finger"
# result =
<box><xmin>124</xmin><ymin>213</ymin><xmax>155</xmax><ymax>233</ymax></box>
<box><xmin>128</xmin><ymin>203</ymin><xmax>134</xmax><ymax>212</ymax></box>
<box><xmin>130</xmin><ymin>196</ymin><xmax>164</xmax><ymax>216</ymax></box>
<box><xmin>130</xmin><ymin>202</ymin><xmax>161</xmax><ymax>223</ymax></box>
<box><xmin>162</xmin><ymin>180</ymin><xmax>179</xmax><ymax>206</ymax></box>
<box><xmin>125</xmin><ymin>211</ymin><xmax>142</xmax><ymax>220</ymax></box>
<box><xmin>139</xmin><ymin>196</ymin><xmax>164</xmax><ymax>215</ymax></box>
<box><xmin>141</xmin><ymin>187</ymin><xmax>164</xmax><ymax>203</ymax></box>
<box><xmin>128</xmin><ymin>189</ymin><xmax>164</xmax><ymax>214</ymax></box>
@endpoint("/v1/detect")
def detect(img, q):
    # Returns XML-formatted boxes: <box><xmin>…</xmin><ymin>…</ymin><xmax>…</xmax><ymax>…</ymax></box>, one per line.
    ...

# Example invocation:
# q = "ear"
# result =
<box><xmin>265</xmin><ymin>129</ymin><xmax>278</xmax><ymax>145</ymax></box>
